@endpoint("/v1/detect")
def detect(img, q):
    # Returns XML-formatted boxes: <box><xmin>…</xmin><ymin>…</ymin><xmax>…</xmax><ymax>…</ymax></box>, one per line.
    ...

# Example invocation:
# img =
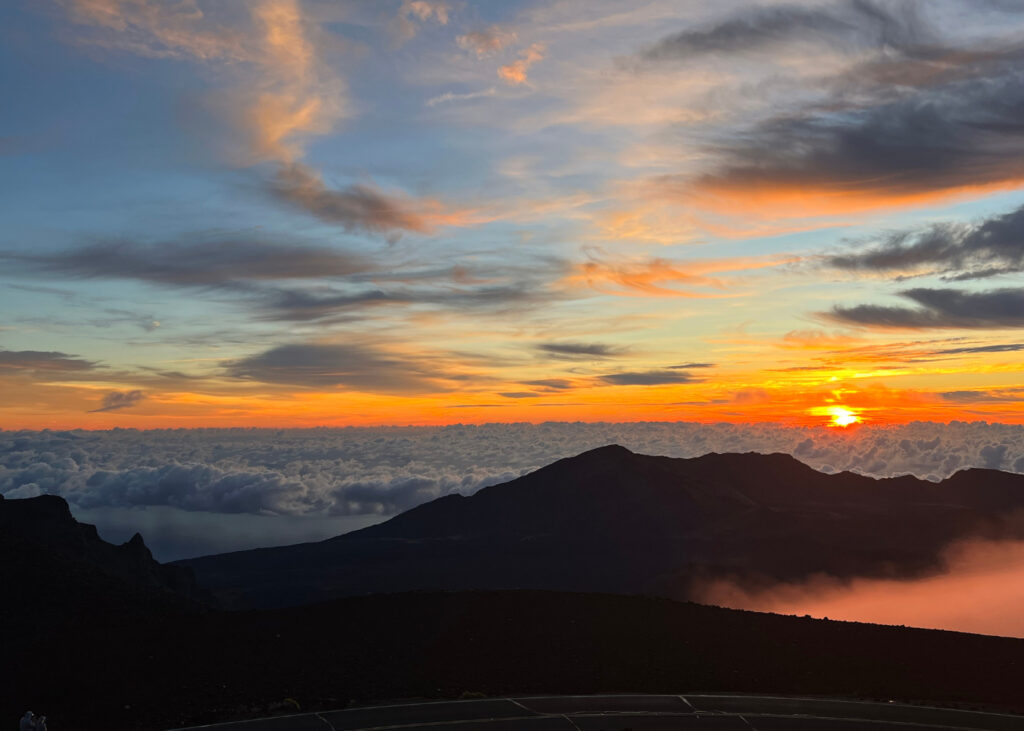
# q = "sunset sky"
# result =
<box><xmin>4</xmin><ymin>0</ymin><xmax>1024</xmax><ymax>429</ymax></box>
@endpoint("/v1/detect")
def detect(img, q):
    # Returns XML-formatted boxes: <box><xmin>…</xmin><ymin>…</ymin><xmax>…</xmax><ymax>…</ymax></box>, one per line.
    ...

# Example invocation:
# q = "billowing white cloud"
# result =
<box><xmin>5</xmin><ymin>421</ymin><xmax>1024</xmax><ymax>560</ymax></box>
<box><xmin>5</xmin><ymin>421</ymin><xmax>1024</xmax><ymax>517</ymax></box>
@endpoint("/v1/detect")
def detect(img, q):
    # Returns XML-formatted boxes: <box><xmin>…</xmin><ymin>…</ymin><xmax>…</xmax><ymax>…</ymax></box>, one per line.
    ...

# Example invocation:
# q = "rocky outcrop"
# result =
<box><xmin>0</xmin><ymin>493</ymin><xmax>203</xmax><ymax>601</ymax></box>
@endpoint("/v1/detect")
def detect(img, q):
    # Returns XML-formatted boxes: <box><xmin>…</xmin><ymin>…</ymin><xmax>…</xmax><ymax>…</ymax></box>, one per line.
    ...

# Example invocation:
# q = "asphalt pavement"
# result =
<box><xmin>169</xmin><ymin>694</ymin><xmax>1024</xmax><ymax>731</ymax></box>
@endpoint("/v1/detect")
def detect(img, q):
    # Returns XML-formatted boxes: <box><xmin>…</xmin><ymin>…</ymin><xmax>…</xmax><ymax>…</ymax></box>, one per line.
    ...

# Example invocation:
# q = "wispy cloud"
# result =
<box><xmin>637</xmin><ymin>3</ymin><xmax>880</xmax><ymax>63</ymax></box>
<box><xmin>269</xmin><ymin>163</ymin><xmax>469</xmax><ymax>235</ymax></box>
<box><xmin>826</xmin><ymin>203</ymin><xmax>1024</xmax><ymax>281</ymax></box>
<box><xmin>633</xmin><ymin>1</ymin><xmax>1024</xmax><ymax>216</ymax></box>
<box><xmin>0</xmin><ymin>349</ymin><xmax>98</xmax><ymax>373</ymax></box>
<box><xmin>392</xmin><ymin>0</ymin><xmax>450</xmax><ymax>45</ymax></box>
<box><xmin>537</xmin><ymin>342</ymin><xmax>627</xmax><ymax>359</ymax></box>
<box><xmin>600</xmin><ymin>369</ymin><xmax>702</xmax><ymax>386</ymax></box>
<box><xmin>7</xmin><ymin>237</ymin><xmax>370</xmax><ymax>285</ymax></box>
<box><xmin>225</xmin><ymin>342</ymin><xmax>445</xmax><ymax>393</ymax></box>
<box><xmin>457</xmin><ymin>26</ymin><xmax>517</xmax><ymax>58</ymax></box>
<box><xmin>426</xmin><ymin>87</ymin><xmax>497</xmax><ymax>108</ymax></box>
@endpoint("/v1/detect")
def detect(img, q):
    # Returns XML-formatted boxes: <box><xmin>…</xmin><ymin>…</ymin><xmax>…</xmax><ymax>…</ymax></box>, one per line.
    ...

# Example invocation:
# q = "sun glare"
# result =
<box><xmin>828</xmin><ymin>407</ymin><xmax>860</xmax><ymax>428</ymax></box>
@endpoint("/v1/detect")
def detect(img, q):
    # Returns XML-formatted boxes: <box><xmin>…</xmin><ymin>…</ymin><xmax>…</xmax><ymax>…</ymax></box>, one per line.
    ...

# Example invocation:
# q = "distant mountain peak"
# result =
<box><xmin>181</xmin><ymin>447</ymin><xmax>1024</xmax><ymax>610</ymax></box>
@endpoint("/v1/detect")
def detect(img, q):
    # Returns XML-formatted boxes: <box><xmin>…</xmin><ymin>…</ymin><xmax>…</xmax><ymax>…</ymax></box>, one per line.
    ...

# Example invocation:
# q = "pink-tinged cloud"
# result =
<box><xmin>499</xmin><ymin>43</ymin><xmax>545</xmax><ymax>85</ymax></box>
<box><xmin>458</xmin><ymin>26</ymin><xmax>517</xmax><ymax>58</ymax></box>
<box><xmin>392</xmin><ymin>0</ymin><xmax>450</xmax><ymax>44</ymax></box>
<box><xmin>65</xmin><ymin>0</ymin><xmax>346</xmax><ymax>165</ymax></box>
<box><xmin>697</xmin><ymin>537</ymin><xmax>1024</xmax><ymax>638</ymax></box>
<box><xmin>270</xmin><ymin>163</ymin><xmax>474</xmax><ymax>235</ymax></box>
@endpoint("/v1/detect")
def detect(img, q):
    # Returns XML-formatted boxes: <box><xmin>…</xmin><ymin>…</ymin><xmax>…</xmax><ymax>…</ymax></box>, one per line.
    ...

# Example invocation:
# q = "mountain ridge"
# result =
<box><xmin>0</xmin><ymin>492</ymin><xmax>205</xmax><ymax>603</ymax></box>
<box><xmin>179</xmin><ymin>445</ymin><xmax>1024</xmax><ymax>609</ymax></box>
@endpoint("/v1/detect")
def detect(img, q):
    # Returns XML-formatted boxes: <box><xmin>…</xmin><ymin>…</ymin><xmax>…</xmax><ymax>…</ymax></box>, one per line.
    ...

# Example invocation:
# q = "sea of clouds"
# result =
<box><xmin>3</xmin><ymin>421</ymin><xmax>1024</xmax><ymax>559</ymax></box>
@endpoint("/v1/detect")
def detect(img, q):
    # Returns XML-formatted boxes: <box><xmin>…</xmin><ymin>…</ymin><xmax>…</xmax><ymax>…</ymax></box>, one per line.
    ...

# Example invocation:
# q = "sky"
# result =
<box><xmin>4</xmin><ymin>0</ymin><xmax>1024</xmax><ymax>429</ymax></box>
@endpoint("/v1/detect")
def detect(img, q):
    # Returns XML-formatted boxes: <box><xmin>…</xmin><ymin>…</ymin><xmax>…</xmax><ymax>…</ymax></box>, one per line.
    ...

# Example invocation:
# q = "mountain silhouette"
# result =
<box><xmin>7</xmin><ymin>454</ymin><xmax>1024</xmax><ymax>729</ymax></box>
<box><xmin>0</xmin><ymin>492</ymin><xmax>205</xmax><ymax>612</ymax></box>
<box><xmin>180</xmin><ymin>446</ymin><xmax>1024</xmax><ymax>609</ymax></box>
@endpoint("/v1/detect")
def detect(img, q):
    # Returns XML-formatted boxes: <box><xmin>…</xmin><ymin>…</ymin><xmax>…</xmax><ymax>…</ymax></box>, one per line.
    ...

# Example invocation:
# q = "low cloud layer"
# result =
<box><xmin>5</xmin><ymin>420</ymin><xmax>1024</xmax><ymax>515</ymax></box>
<box><xmin>5</xmin><ymin>422</ymin><xmax>1024</xmax><ymax>559</ymax></box>
<box><xmin>696</xmin><ymin>537</ymin><xmax>1024</xmax><ymax>638</ymax></box>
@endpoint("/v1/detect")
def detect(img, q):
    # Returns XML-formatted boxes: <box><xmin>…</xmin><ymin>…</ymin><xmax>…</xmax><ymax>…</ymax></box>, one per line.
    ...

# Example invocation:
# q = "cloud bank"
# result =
<box><xmin>5</xmin><ymin>421</ymin><xmax>1024</xmax><ymax>559</ymax></box>
<box><xmin>5</xmin><ymin>421</ymin><xmax>1024</xmax><ymax>516</ymax></box>
<box><xmin>696</xmin><ymin>537</ymin><xmax>1024</xmax><ymax>639</ymax></box>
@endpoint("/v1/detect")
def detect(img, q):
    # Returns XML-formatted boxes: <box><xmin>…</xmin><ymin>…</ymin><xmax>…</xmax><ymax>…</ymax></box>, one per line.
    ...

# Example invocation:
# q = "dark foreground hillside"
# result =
<box><xmin>5</xmin><ymin>588</ymin><xmax>1024</xmax><ymax>731</ymax></box>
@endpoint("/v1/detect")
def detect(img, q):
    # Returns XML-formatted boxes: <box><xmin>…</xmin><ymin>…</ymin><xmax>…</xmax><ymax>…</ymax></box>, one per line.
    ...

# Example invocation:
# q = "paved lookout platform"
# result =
<box><xmin>170</xmin><ymin>694</ymin><xmax>1024</xmax><ymax>731</ymax></box>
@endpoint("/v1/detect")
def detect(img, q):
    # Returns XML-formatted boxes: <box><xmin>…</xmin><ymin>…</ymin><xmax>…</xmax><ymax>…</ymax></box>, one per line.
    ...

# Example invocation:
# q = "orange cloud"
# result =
<box><xmin>66</xmin><ymin>0</ymin><xmax>346</xmax><ymax>165</ymax></box>
<box><xmin>780</xmin><ymin>330</ymin><xmax>866</xmax><ymax>351</ymax></box>
<box><xmin>499</xmin><ymin>43</ymin><xmax>545</xmax><ymax>86</ymax></box>
<box><xmin>270</xmin><ymin>163</ymin><xmax>474</xmax><ymax>234</ymax></box>
<box><xmin>563</xmin><ymin>251</ymin><xmax>797</xmax><ymax>298</ymax></box>
<box><xmin>66</xmin><ymin>0</ymin><xmax>250</xmax><ymax>61</ymax></box>
<box><xmin>688</xmin><ymin>174</ymin><xmax>1024</xmax><ymax>222</ymax></box>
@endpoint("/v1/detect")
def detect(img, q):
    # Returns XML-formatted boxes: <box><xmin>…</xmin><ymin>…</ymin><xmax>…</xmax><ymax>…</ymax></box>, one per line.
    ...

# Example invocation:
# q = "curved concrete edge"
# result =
<box><xmin>168</xmin><ymin>694</ymin><xmax>1024</xmax><ymax>731</ymax></box>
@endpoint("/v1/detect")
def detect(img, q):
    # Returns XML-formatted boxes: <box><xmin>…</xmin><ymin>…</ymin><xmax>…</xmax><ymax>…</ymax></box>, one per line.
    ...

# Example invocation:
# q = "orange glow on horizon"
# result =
<box><xmin>808</xmin><ymin>405</ymin><xmax>863</xmax><ymax>428</ymax></box>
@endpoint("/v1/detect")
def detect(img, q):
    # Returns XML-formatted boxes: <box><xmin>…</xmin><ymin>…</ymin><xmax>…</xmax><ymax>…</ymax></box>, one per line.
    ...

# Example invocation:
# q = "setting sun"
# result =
<box><xmin>808</xmin><ymin>405</ymin><xmax>863</xmax><ymax>427</ymax></box>
<box><xmin>828</xmin><ymin>407</ymin><xmax>861</xmax><ymax>428</ymax></box>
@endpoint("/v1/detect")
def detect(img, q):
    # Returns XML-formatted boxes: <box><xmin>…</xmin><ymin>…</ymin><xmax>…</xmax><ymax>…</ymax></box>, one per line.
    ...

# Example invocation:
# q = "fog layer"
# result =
<box><xmin>696</xmin><ymin>538</ymin><xmax>1024</xmax><ymax>639</ymax></box>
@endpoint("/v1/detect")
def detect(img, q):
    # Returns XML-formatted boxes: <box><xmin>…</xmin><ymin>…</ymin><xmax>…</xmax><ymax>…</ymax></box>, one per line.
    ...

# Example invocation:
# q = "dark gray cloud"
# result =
<box><xmin>600</xmin><ymin>369</ymin><xmax>701</xmax><ymax>386</ymax></box>
<box><xmin>225</xmin><ymin>342</ymin><xmax>440</xmax><ymax>393</ymax></box>
<box><xmin>260</xmin><ymin>281</ymin><xmax>551</xmax><ymax>322</ymax></box>
<box><xmin>827</xmin><ymin>205</ymin><xmax>1024</xmax><ymax>280</ymax></box>
<box><xmin>499</xmin><ymin>392</ymin><xmax>537</xmax><ymax>398</ymax></box>
<box><xmin>270</xmin><ymin>163</ymin><xmax>443</xmax><ymax>236</ymax></box>
<box><xmin>0</xmin><ymin>349</ymin><xmax>97</xmax><ymax>373</ymax></box>
<box><xmin>5</xmin><ymin>235</ymin><xmax>563</xmax><ymax>325</ymax></box>
<box><xmin>697</xmin><ymin>71</ymin><xmax>1024</xmax><ymax>200</ymax></box>
<box><xmin>537</xmin><ymin>342</ymin><xmax>627</xmax><ymax>359</ymax></box>
<box><xmin>7</xmin><ymin>238</ymin><xmax>369</xmax><ymax>286</ymax></box>
<box><xmin>670</xmin><ymin>362</ymin><xmax>715</xmax><ymax>369</ymax></box>
<box><xmin>638</xmin><ymin>1</ymin><xmax>915</xmax><ymax>62</ymax></box>
<box><xmin>522</xmin><ymin>378</ymin><xmax>573</xmax><ymax>390</ymax></box>
<box><xmin>827</xmin><ymin>287</ymin><xmax>1024</xmax><ymax>329</ymax></box>
<box><xmin>941</xmin><ymin>389</ymin><xmax>1024</xmax><ymax>403</ymax></box>
<box><xmin>641</xmin><ymin>0</ymin><xmax>1024</xmax><ymax>203</ymax></box>
<box><xmin>936</xmin><ymin>343</ymin><xmax>1024</xmax><ymax>355</ymax></box>
<box><xmin>89</xmin><ymin>390</ymin><xmax>145</xmax><ymax>413</ymax></box>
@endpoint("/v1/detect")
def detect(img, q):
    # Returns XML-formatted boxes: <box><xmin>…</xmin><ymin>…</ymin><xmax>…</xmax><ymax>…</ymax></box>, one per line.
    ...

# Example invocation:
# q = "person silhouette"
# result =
<box><xmin>34</xmin><ymin>716</ymin><xmax>46</xmax><ymax>731</ymax></box>
<box><xmin>19</xmin><ymin>712</ymin><xmax>34</xmax><ymax>731</ymax></box>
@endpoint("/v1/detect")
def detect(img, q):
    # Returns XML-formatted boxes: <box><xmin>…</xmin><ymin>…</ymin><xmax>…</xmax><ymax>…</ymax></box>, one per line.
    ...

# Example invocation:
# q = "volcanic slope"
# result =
<box><xmin>179</xmin><ymin>445</ymin><xmax>1024</xmax><ymax>609</ymax></box>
